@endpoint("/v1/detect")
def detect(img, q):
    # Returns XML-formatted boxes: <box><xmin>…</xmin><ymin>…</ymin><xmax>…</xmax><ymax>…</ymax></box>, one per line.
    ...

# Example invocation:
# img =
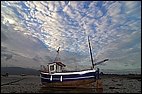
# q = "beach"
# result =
<box><xmin>1</xmin><ymin>74</ymin><xmax>141</xmax><ymax>93</ymax></box>
<box><xmin>1</xmin><ymin>75</ymin><xmax>41</xmax><ymax>93</ymax></box>
<box><xmin>101</xmin><ymin>74</ymin><xmax>141</xmax><ymax>93</ymax></box>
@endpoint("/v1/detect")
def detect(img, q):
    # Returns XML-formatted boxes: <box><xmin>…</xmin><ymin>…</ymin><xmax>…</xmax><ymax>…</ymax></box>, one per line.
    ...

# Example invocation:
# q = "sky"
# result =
<box><xmin>1</xmin><ymin>1</ymin><xmax>141</xmax><ymax>71</ymax></box>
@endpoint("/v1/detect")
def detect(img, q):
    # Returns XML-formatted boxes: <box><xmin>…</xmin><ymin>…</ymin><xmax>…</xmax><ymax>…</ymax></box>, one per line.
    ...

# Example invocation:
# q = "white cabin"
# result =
<box><xmin>47</xmin><ymin>62</ymin><xmax>66</xmax><ymax>73</ymax></box>
<box><xmin>40</xmin><ymin>47</ymin><xmax>66</xmax><ymax>73</ymax></box>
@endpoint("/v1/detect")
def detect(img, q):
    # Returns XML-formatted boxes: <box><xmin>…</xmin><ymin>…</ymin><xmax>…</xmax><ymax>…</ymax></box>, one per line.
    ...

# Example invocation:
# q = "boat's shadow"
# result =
<box><xmin>39</xmin><ymin>86</ymin><xmax>103</xmax><ymax>93</ymax></box>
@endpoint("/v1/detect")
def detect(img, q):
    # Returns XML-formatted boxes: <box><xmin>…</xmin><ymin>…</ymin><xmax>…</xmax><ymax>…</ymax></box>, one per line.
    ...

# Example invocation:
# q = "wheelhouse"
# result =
<box><xmin>47</xmin><ymin>62</ymin><xmax>66</xmax><ymax>73</ymax></box>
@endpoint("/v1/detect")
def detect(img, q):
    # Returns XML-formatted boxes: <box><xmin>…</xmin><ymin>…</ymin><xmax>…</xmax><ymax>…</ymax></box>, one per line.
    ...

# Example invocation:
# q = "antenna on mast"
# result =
<box><xmin>88</xmin><ymin>36</ymin><xmax>94</xmax><ymax>69</ymax></box>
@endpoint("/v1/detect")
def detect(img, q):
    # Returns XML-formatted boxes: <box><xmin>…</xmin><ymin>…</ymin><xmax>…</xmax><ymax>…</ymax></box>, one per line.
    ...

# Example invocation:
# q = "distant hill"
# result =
<box><xmin>1</xmin><ymin>67</ymin><xmax>40</xmax><ymax>75</ymax></box>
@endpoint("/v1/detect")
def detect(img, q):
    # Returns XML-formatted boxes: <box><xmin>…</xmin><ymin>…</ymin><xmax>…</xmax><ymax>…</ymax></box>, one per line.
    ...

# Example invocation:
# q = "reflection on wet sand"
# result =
<box><xmin>39</xmin><ymin>79</ymin><xmax>103</xmax><ymax>93</ymax></box>
<box><xmin>39</xmin><ymin>87</ymin><xmax>102</xmax><ymax>93</ymax></box>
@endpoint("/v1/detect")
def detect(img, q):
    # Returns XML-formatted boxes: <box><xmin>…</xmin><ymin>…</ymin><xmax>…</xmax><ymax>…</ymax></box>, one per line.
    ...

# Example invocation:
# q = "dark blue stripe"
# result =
<box><xmin>40</xmin><ymin>71</ymin><xmax>96</xmax><ymax>78</ymax></box>
<box><xmin>40</xmin><ymin>71</ymin><xmax>98</xmax><ymax>83</ymax></box>
<box><xmin>41</xmin><ymin>75</ymin><xmax>95</xmax><ymax>83</ymax></box>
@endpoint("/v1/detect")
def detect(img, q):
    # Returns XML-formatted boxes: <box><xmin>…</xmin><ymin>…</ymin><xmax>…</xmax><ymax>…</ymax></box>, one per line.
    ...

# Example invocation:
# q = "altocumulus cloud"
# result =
<box><xmin>1</xmin><ymin>1</ymin><xmax>141</xmax><ymax>70</ymax></box>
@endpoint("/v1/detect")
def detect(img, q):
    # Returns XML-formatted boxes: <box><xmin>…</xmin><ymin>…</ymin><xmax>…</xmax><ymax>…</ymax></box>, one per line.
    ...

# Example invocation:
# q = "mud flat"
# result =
<box><xmin>101</xmin><ymin>74</ymin><xmax>141</xmax><ymax>93</ymax></box>
<box><xmin>1</xmin><ymin>74</ymin><xmax>141</xmax><ymax>93</ymax></box>
<box><xmin>1</xmin><ymin>75</ymin><xmax>41</xmax><ymax>93</ymax></box>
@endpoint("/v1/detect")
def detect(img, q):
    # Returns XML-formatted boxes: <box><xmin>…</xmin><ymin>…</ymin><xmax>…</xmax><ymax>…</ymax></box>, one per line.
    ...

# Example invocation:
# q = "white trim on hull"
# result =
<box><xmin>40</xmin><ymin>75</ymin><xmax>95</xmax><ymax>80</ymax></box>
<box><xmin>40</xmin><ymin>69</ymin><xmax>97</xmax><ymax>75</ymax></box>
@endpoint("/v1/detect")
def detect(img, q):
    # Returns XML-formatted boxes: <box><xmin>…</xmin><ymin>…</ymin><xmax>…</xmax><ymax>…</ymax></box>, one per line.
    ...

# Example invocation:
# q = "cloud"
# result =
<box><xmin>1</xmin><ymin>1</ymin><xmax>141</xmax><ymax>70</ymax></box>
<box><xmin>107</xmin><ymin>1</ymin><xmax>122</xmax><ymax>17</ymax></box>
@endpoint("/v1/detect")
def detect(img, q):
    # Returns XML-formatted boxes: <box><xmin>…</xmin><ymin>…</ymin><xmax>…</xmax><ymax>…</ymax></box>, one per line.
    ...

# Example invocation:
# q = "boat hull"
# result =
<box><xmin>40</xmin><ymin>69</ymin><xmax>99</xmax><ymax>88</ymax></box>
<box><xmin>41</xmin><ymin>78</ymin><xmax>96</xmax><ymax>88</ymax></box>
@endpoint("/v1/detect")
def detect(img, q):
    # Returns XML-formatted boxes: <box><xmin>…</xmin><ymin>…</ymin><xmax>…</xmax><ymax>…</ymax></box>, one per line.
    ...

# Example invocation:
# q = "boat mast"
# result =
<box><xmin>54</xmin><ymin>47</ymin><xmax>60</xmax><ymax>62</ymax></box>
<box><xmin>88</xmin><ymin>36</ymin><xmax>94</xmax><ymax>69</ymax></box>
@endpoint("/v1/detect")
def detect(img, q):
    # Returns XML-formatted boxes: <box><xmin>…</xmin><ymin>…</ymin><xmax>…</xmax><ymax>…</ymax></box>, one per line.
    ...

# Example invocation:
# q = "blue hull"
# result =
<box><xmin>40</xmin><ymin>69</ymin><xmax>99</xmax><ymax>83</ymax></box>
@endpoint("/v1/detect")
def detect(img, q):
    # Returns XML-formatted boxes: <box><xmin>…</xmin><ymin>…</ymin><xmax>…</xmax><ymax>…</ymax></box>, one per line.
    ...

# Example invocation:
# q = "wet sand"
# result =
<box><xmin>1</xmin><ymin>74</ymin><xmax>141</xmax><ymax>93</ymax></box>
<box><xmin>101</xmin><ymin>74</ymin><xmax>141</xmax><ymax>93</ymax></box>
<box><xmin>1</xmin><ymin>75</ymin><xmax>41</xmax><ymax>93</ymax></box>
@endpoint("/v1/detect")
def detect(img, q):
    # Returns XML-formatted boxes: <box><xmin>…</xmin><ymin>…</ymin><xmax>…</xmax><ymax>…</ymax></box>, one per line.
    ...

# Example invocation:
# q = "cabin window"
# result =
<box><xmin>56</xmin><ymin>65</ymin><xmax>61</xmax><ymax>72</ymax></box>
<box><xmin>49</xmin><ymin>64</ymin><xmax>56</xmax><ymax>72</ymax></box>
<box><xmin>50</xmin><ymin>65</ymin><xmax>54</xmax><ymax>71</ymax></box>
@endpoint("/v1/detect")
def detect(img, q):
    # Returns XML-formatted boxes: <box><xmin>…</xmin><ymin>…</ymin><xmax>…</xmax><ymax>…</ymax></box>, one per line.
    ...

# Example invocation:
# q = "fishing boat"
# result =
<box><xmin>40</xmin><ymin>36</ymin><xmax>108</xmax><ymax>88</ymax></box>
